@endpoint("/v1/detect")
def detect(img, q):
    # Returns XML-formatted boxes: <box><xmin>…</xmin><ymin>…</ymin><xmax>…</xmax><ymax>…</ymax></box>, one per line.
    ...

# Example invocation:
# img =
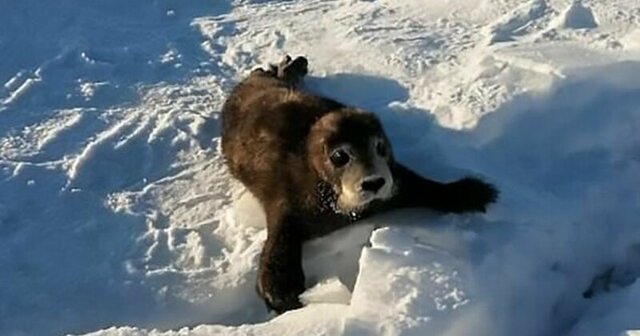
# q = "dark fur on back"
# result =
<box><xmin>221</xmin><ymin>55</ymin><xmax>498</xmax><ymax>313</ymax></box>
<box><xmin>222</xmin><ymin>66</ymin><xmax>342</xmax><ymax>221</ymax></box>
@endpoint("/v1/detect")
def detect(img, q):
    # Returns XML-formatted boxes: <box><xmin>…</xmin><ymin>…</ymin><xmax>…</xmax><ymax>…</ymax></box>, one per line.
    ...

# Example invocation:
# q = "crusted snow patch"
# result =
<box><xmin>78</xmin><ymin>81</ymin><xmax>109</xmax><ymax>100</ymax></box>
<box><xmin>0</xmin><ymin>108</ymin><xmax>83</xmax><ymax>160</ymax></box>
<box><xmin>81</xmin><ymin>304</ymin><xmax>348</xmax><ymax>336</ymax></box>
<box><xmin>300</xmin><ymin>277</ymin><xmax>352</xmax><ymax>305</ymax></box>
<box><xmin>485</xmin><ymin>0</ymin><xmax>550</xmax><ymax>44</ymax></box>
<box><xmin>1</xmin><ymin>69</ymin><xmax>42</xmax><ymax>106</ymax></box>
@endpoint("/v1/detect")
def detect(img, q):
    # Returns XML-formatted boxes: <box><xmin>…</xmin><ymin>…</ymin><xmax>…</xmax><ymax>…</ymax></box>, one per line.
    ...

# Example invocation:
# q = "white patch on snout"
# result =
<box><xmin>337</xmin><ymin>155</ymin><xmax>394</xmax><ymax>211</ymax></box>
<box><xmin>362</xmin><ymin>156</ymin><xmax>394</xmax><ymax>201</ymax></box>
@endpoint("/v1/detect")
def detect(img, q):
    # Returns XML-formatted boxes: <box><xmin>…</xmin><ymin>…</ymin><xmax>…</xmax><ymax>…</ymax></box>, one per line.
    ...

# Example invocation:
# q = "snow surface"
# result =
<box><xmin>2</xmin><ymin>0</ymin><xmax>640</xmax><ymax>335</ymax></box>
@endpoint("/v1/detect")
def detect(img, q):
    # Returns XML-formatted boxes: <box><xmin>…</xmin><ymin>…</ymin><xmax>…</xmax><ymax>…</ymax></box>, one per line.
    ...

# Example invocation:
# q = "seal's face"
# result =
<box><xmin>329</xmin><ymin>136</ymin><xmax>394</xmax><ymax>211</ymax></box>
<box><xmin>309</xmin><ymin>110</ymin><xmax>395</xmax><ymax>213</ymax></box>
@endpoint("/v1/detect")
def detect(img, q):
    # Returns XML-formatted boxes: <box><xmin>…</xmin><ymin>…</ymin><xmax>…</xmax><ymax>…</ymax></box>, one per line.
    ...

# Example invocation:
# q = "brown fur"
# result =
<box><xmin>221</xmin><ymin>55</ymin><xmax>498</xmax><ymax>313</ymax></box>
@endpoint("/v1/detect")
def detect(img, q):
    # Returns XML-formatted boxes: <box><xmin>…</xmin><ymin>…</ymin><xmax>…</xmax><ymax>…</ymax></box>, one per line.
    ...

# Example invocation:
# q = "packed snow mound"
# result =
<box><xmin>2</xmin><ymin>0</ymin><xmax>640</xmax><ymax>336</ymax></box>
<box><xmin>559</xmin><ymin>1</ymin><xmax>598</xmax><ymax>29</ymax></box>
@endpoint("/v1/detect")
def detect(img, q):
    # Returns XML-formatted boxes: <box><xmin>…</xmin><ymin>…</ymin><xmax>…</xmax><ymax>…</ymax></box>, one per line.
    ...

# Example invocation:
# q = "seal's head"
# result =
<box><xmin>308</xmin><ymin>109</ymin><xmax>395</xmax><ymax>212</ymax></box>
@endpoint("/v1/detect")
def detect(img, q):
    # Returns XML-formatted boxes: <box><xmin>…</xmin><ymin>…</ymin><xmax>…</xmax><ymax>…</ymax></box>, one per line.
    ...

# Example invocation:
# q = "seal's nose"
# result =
<box><xmin>361</xmin><ymin>176</ymin><xmax>386</xmax><ymax>193</ymax></box>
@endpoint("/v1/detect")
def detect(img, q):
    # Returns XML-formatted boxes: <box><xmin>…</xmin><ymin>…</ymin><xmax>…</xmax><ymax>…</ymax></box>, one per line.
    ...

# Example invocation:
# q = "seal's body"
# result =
<box><xmin>221</xmin><ymin>56</ymin><xmax>497</xmax><ymax>313</ymax></box>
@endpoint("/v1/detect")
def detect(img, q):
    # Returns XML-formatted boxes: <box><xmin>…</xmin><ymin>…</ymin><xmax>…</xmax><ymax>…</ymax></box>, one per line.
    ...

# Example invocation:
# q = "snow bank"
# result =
<box><xmin>2</xmin><ymin>0</ymin><xmax>640</xmax><ymax>336</ymax></box>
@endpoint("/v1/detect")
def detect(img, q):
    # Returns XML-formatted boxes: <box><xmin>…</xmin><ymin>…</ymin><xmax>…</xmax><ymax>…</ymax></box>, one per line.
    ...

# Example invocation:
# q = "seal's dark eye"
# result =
<box><xmin>376</xmin><ymin>140</ymin><xmax>387</xmax><ymax>157</ymax></box>
<box><xmin>329</xmin><ymin>149</ymin><xmax>350</xmax><ymax>168</ymax></box>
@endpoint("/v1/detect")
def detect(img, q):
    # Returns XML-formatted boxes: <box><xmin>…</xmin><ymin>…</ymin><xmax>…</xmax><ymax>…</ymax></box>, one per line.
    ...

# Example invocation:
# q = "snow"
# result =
<box><xmin>486</xmin><ymin>0</ymin><xmax>551</xmax><ymax>44</ymax></box>
<box><xmin>557</xmin><ymin>0</ymin><xmax>599</xmax><ymax>30</ymax></box>
<box><xmin>1</xmin><ymin>0</ymin><xmax>640</xmax><ymax>335</ymax></box>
